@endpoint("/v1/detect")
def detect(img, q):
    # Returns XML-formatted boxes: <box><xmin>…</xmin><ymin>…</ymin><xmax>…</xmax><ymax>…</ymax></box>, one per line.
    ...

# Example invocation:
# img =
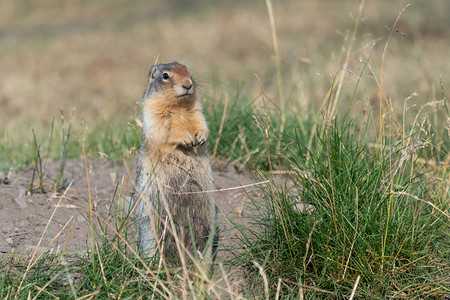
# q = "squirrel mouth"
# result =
<box><xmin>176</xmin><ymin>93</ymin><xmax>191</xmax><ymax>98</ymax></box>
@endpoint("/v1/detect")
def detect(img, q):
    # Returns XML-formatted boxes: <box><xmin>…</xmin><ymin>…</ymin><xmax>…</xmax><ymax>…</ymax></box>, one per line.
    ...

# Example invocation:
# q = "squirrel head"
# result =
<box><xmin>145</xmin><ymin>62</ymin><xmax>196</xmax><ymax>103</ymax></box>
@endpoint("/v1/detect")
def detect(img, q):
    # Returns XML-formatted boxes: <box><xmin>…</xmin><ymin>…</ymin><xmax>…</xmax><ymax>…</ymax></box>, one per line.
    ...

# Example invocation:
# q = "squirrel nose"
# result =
<box><xmin>182</xmin><ymin>79</ymin><xmax>193</xmax><ymax>91</ymax></box>
<box><xmin>182</xmin><ymin>83</ymin><xmax>193</xmax><ymax>91</ymax></box>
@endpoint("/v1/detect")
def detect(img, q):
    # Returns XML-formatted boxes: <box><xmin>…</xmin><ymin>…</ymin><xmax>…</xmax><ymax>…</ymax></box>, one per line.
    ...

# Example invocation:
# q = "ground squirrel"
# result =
<box><xmin>133</xmin><ymin>62</ymin><xmax>218</xmax><ymax>268</ymax></box>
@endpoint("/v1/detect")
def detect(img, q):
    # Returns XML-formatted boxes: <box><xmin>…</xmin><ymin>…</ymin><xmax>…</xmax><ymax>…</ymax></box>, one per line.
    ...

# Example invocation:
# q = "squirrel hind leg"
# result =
<box><xmin>137</xmin><ymin>216</ymin><xmax>157</xmax><ymax>257</ymax></box>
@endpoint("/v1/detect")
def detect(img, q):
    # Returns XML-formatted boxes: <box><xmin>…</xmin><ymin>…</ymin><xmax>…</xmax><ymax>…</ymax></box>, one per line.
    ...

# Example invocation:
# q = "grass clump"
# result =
<box><xmin>205</xmin><ymin>89</ymin><xmax>313</xmax><ymax>170</ymax></box>
<box><xmin>237</xmin><ymin>119</ymin><xmax>450</xmax><ymax>298</ymax></box>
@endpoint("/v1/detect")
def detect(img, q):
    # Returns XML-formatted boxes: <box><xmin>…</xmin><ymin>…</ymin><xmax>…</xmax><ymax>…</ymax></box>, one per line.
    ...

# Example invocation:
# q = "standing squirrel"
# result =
<box><xmin>134</xmin><ymin>62</ymin><xmax>218</xmax><ymax>268</ymax></box>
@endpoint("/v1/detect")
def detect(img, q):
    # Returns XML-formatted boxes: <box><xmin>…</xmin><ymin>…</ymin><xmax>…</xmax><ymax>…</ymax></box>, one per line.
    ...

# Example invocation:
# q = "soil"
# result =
<box><xmin>0</xmin><ymin>157</ymin><xmax>261</xmax><ymax>290</ymax></box>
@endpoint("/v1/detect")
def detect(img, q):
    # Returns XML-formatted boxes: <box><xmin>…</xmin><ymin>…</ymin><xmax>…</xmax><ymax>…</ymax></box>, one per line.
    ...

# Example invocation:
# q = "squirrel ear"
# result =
<box><xmin>148</xmin><ymin>65</ymin><xmax>159</xmax><ymax>80</ymax></box>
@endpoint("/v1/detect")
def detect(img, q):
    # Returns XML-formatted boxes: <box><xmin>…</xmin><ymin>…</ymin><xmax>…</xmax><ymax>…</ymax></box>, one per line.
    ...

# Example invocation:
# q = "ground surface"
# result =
<box><xmin>0</xmin><ymin>158</ymin><xmax>259</xmax><ymax>289</ymax></box>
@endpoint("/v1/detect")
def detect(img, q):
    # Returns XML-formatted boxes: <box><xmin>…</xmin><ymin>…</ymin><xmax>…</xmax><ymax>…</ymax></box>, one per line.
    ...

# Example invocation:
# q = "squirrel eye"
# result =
<box><xmin>162</xmin><ymin>73</ymin><xmax>169</xmax><ymax>80</ymax></box>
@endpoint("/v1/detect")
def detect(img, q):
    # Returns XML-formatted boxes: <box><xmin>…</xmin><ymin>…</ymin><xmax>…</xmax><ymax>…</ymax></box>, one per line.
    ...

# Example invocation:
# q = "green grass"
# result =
<box><xmin>205</xmin><ymin>87</ymin><xmax>315</xmax><ymax>170</ymax></box>
<box><xmin>0</xmin><ymin>110</ymin><xmax>139</xmax><ymax>171</ymax></box>
<box><xmin>235</xmin><ymin>118</ymin><xmax>449</xmax><ymax>298</ymax></box>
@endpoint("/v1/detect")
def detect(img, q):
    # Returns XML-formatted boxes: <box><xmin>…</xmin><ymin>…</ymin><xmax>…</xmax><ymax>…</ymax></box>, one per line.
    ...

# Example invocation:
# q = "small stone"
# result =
<box><xmin>5</xmin><ymin>238</ymin><xmax>13</xmax><ymax>245</ymax></box>
<box><xmin>14</xmin><ymin>188</ymin><xmax>28</xmax><ymax>209</ymax></box>
<box><xmin>292</xmin><ymin>198</ymin><xmax>315</xmax><ymax>215</ymax></box>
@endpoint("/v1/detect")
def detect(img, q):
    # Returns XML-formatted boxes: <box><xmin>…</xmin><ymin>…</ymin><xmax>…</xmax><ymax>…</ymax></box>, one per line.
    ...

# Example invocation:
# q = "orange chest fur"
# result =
<box><xmin>144</xmin><ymin>101</ymin><xmax>203</xmax><ymax>143</ymax></box>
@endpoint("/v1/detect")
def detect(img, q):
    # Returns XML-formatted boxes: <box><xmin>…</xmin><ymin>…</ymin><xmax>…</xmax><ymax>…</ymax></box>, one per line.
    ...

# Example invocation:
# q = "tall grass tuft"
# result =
<box><xmin>235</xmin><ymin>117</ymin><xmax>450</xmax><ymax>298</ymax></box>
<box><xmin>55</xmin><ymin>108</ymin><xmax>75</xmax><ymax>192</ymax></box>
<box><xmin>29</xmin><ymin>129</ymin><xmax>45</xmax><ymax>194</ymax></box>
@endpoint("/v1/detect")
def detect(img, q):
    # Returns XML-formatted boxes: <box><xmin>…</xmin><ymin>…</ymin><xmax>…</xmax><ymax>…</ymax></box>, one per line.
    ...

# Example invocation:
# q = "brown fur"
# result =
<box><xmin>134</xmin><ymin>62</ymin><xmax>217</xmax><ymax>269</ymax></box>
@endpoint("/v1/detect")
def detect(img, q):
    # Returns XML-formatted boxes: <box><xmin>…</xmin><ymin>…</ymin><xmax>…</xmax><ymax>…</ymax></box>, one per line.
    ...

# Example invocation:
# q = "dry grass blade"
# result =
<box><xmin>391</xmin><ymin>191</ymin><xmax>450</xmax><ymax>220</ymax></box>
<box><xmin>329</xmin><ymin>0</ymin><xmax>365</xmax><ymax>117</ymax></box>
<box><xmin>303</xmin><ymin>221</ymin><xmax>318</xmax><ymax>272</ymax></box>
<box><xmin>84</xmin><ymin>155</ymin><xmax>95</xmax><ymax>270</ymax></box>
<box><xmin>264</xmin><ymin>0</ymin><xmax>284</xmax><ymax>123</ymax></box>
<box><xmin>253</xmin><ymin>261</ymin><xmax>269</xmax><ymax>300</ymax></box>
<box><xmin>349</xmin><ymin>275</ymin><xmax>361</xmax><ymax>300</ymax></box>
<box><xmin>159</xmin><ymin>180</ymin><xmax>269</xmax><ymax>195</ymax></box>
<box><xmin>275</xmin><ymin>277</ymin><xmax>282</xmax><ymax>300</ymax></box>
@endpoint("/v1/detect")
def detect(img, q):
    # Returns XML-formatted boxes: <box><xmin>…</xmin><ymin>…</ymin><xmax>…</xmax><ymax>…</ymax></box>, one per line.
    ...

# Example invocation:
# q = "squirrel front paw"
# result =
<box><xmin>193</xmin><ymin>130</ymin><xmax>207</xmax><ymax>147</ymax></box>
<box><xmin>181</xmin><ymin>132</ymin><xmax>196</xmax><ymax>148</ymax></box>
<box><xmin>181</xmin><ymin>131</ymin><xmax>207</xmax><ymax>148</ymax></box>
